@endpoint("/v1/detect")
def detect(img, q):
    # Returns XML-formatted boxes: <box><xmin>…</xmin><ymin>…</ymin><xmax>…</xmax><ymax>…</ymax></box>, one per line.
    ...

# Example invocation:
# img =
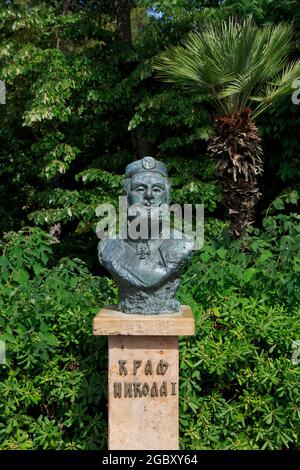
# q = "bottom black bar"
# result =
<box><xmin>0</xmin><ymin>450</ymin><xmax>298</xmax><ymax>467</ymax></box>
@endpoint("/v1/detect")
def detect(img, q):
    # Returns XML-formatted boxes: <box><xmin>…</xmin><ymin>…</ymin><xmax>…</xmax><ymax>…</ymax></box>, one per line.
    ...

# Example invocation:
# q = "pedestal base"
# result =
<box><xmin>93</xmin><ymin>305</ymin><xmax>194</xmax><ymax>450</ymax></box>
<box><xmin>109</xmin><ymin>335</ymin><xmax>178</xmax><ymax>450</ymax></box>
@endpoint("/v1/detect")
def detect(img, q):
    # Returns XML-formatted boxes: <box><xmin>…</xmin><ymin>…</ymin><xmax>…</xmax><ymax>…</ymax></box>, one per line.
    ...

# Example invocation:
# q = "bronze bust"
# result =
<box><xmin>98</xmin><ymin>157</ymin><xmax>195</xmax><ymax>314</ymax></box>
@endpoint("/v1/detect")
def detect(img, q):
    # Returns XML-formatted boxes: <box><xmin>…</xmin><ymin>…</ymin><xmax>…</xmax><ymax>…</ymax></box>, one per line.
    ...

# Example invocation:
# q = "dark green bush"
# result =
<box><xmin>178</xmin><ymin>212</ymin><xmax>300</xmax><ymax>449</ymax></box>
<box><xmin>0</xmin><ymin>0</ymin><xmax>300</xmax><ymax>452</ymax></box>
<box><xmin>0</xmin><ymin>228</ymin><xmax>116</xmax><ymax>449</ymax></box>
<box><xmin>1</xmin><ymin>212</ymin><xmax>300</xmax><ymax>450</ymax></box>
<box><xmin>178</xmin><ymin>296</ymin><xmax>300</xmax><ymax>449</ymax></box>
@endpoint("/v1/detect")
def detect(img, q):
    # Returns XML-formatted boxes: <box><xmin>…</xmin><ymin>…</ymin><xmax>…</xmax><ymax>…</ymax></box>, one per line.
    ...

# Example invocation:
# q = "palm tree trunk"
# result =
<box><xmin>208</xmin><ymin>108</ymin><xmax>263</xmax><ymax>239</ymax></box>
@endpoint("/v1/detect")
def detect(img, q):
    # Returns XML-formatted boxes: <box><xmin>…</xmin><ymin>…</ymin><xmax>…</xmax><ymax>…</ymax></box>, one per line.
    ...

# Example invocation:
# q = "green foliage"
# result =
<box><xmin>0</xmin><ymin>1</ymin><xmax>218</xmax><ymax>240</ymax></box>
<box><xmin>260</xmin><ymin>97</ymin><xmax>300</xmax><ymax>187</ymax></box>
<box><xmin>1</xmin><ymin>211</ymin><xmax>300</xmax><ymax>450</ymax></box>
<box><xmin>0</xmin><ymin>227</ymin><xmax>54</xmax><ymax>286</ymax></box>
<box><xmin>0</xmin><ymin>228</ymin><xmax>116</xmax><ymax>450</ymax></box>
<box><xmin>167</xmin><ymin>156</ymin><xmax>220</xmax><ymax>210</ymax></box>
<box><xmin>178</xmin><ymin>211</ymin><xmax>300</xmax><ymax>449</ymax></box>
<box><xmin>155</xmin><ymin>18</ymin><xmax>300</xmax><ymax>119</ymax></box>
<box><xmin>1</xmin><ymin>0</ymin><xmax>300</xmax><ymax>452</ymax></box>
<box><xmin>128</xmin><ymin>90</ymin><xmax>213</xmax><ymax>152</ymax></box>
<box><xmin>181</xmin><ymin>211</ymin><xmax>300</xmax><ymax>308</ymax></box>
<box><xmin>221</xmin><ymin>0</ymin><xmax>269</xmax><ymax>23</ymax></box>
<box><xmin>179</xmin><ymin>297</ymin><xmax>300</xmax><ymax>449</ymax></box>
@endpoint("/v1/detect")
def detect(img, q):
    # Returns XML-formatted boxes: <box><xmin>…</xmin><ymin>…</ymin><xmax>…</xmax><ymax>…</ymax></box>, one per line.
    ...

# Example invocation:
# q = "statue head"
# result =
<box><xmin>98</xmin><ymin>156</ymin><xmax>195</xmax><ymax>314</ymax></box>
<box><xmin>123</xmin><ymin>156</ymin><xmax>171</xmax><ymax>207</ymax></box>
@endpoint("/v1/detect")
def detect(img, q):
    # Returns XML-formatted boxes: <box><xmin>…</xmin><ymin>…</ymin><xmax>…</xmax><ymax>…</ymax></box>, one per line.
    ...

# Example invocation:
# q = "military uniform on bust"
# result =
<box><xmin>98</xmin><ymin>156</ymin><xmax>195</xmax><ymax>314</ymax></box>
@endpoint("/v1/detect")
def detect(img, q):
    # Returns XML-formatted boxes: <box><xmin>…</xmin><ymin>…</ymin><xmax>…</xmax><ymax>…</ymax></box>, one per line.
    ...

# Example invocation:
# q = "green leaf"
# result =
<box><xmin>12</xmin><ymin>268</ymin><xmax>29</xmax><ymax>285</ymax></box>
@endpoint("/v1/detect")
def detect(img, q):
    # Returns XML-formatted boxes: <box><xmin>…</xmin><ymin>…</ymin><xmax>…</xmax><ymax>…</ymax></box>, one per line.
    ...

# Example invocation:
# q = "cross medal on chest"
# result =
<box><xmin>136</xmin><ymin>241</ymin><xmax>151</xmax><ymax>259</ymax></box>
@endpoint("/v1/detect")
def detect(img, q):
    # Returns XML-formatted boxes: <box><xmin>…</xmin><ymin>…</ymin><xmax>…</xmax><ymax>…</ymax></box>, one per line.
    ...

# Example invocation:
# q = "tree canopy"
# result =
<box><xmin>0</xmin><ymin>0</ymin><xmax>300</xmax><ymax>451</ymax></box>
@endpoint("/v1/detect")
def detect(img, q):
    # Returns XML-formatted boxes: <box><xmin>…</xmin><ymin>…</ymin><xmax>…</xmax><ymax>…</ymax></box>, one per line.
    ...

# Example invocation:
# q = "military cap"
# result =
<box><xmin>125</xmin><ymin>156</ymin><xmax>168</xmax><ymax>178</ymax></box>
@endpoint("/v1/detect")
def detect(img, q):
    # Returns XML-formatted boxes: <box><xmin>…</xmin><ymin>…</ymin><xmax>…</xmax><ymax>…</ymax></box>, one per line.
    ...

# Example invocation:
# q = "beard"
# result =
<box><xmin>127</xmin><ymin>203</ymin><xmax>169</xmax><ymax>241</ymax></box>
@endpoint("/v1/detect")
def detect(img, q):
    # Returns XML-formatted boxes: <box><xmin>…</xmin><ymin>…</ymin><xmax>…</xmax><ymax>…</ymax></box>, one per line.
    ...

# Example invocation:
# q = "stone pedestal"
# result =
<box><xmin>93</xmin><ymin>305</ymin><xmax>194</xmax><ymax>450</ymax></box>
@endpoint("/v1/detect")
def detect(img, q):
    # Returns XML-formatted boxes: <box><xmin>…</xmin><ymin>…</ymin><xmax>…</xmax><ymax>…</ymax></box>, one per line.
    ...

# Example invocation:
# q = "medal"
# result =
<box><xmin>136</xmin><ymin>241</ymin><xmax>150</xmax><ymax>259</ymax></box>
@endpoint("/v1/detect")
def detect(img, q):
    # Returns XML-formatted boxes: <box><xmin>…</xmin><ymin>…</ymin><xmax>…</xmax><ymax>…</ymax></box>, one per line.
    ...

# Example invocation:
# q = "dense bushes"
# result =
<box><xmin>179</xmin><ymin>296</ymin><xmax>300</xmax><ymax>449</ymax></box>
<box><xmin>178</xmin><ymin>212</ymin><xmax>300</xmax><ymax>449</ymax></box>
<box><xmin>0</xmin><ymin>228</ymin><xmax>116</xmax><ymax>449</ymax></box>
<box><xmin>1</xmin><ymin>210</ymin><xmax>300</xmax><ymax>450</ymax></box>
<box><xmin>1</xmin><ymin>0</ymin><xmax>300</xmax><ymax>451</ymax></box>
<box><xmin>182</xmin><ymin>211</ymin><xmax>300</xmax><ymax>309</ymax></box>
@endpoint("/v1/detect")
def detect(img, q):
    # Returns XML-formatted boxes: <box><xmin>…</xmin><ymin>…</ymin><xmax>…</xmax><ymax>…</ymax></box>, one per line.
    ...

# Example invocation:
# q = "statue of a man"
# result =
<box><xmin>98</xmin><ymin>156</ymin><xmax>195</xmax><ymax>314</ymax></box>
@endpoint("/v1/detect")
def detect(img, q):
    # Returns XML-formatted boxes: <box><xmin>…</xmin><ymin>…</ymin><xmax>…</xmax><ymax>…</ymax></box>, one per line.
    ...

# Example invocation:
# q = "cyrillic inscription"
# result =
<box><xmin>113</xmin><ymin>359</ymin><xmax>177</xmax><ymax>398</ymax></box>
<box><xmin>113</xmin><ymin>380</ymin><xmax>176</xmax><ymax>398</ymax></box>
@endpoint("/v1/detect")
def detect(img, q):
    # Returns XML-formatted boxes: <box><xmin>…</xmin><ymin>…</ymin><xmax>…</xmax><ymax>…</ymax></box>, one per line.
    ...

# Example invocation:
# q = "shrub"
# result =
<box><xmin>1</xmin><ymin>213</ymin><xmax>300</xmax><ymax>450</ymax></box>
<box><xmin>178</xmin><ymin>213</ymin><xmax>300</xmax><ymax>449</ymax></box>
<box><xmin>0</xmin><ymin>228</ymin><xmax>116</xmax><ymax>449</ymax></box>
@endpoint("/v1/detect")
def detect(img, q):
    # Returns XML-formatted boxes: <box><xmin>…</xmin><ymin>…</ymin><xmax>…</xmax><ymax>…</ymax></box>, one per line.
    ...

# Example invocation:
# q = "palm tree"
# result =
<box><xmin>154</xmin><ymin>18</ymin><xmax>300</xmax><ymax>238</ymax></box>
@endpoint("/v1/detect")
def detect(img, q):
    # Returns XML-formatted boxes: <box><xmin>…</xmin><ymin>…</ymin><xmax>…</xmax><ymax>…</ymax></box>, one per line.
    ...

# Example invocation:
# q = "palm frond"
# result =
<box><xmin>154</xmin><ymin>17</ymin><xmax>300</xmax><ymax>119</ymax></box>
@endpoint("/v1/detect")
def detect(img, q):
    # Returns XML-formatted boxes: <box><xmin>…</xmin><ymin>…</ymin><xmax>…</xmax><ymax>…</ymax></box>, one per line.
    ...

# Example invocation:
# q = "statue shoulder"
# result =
<box><xmin>98</xmin><ymin>236</ymin><xmax>123</xmax><ymax>265</ymax></box>
<box><xmin>169</xmin><ymin>229</ymin><xmax>196</xmax><ymax>252</ymax></box>
<box><xmin>159</xmin><ymin>230</ymin><xmax>195</xmax><ymax>267</ymax></box>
